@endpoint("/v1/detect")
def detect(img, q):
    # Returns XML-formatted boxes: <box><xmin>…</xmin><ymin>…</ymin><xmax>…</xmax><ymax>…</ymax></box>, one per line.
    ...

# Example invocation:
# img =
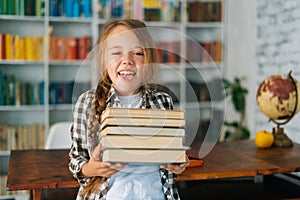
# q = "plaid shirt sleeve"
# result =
<box><xmin>69</xmin><ymin>90</ymin><xmax>94</xmax><ymax>187</ymax></box>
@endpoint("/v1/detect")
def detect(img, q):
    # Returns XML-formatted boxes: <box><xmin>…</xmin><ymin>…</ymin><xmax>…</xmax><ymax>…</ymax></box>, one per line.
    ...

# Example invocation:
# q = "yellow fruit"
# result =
<box><xmin>255</xmin><ymin>130</ymin><xmax>274</xmax><ymax>148</ymax></box>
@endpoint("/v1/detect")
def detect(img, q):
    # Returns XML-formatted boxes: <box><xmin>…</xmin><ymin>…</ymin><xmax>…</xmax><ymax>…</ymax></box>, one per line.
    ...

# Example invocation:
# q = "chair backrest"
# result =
<box><xmin>45</xmin><ymin>122</ymin><xmax>73</xmax><ymax>149</ymax></box>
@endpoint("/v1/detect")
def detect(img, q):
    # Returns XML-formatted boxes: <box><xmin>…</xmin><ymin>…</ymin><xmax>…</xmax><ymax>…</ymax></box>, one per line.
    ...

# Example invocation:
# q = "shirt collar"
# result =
<box><xmin>105</xmin><ymin>85</ymin><xmax>154</xmax><ymax>108</ymax></box>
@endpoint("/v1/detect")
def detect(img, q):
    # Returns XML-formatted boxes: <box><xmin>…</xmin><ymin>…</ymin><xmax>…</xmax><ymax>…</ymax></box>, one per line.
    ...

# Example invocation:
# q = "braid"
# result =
<box><xmin>81</xmin><ymin>72</ymin><xmax>112</xmax><ymax>197</ymax></box>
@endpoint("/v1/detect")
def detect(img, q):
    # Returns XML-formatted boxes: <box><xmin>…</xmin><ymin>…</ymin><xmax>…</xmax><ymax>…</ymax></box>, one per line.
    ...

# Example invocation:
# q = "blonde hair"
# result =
<box><xmin>82</xmin><ymin>18</ymin><xmax>158</xmax><ymax>197</ymax></box>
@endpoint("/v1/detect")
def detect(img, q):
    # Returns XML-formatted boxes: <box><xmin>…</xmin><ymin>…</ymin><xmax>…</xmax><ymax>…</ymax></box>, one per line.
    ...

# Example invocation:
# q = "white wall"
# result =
<box><xmin>227</xmin><ymin>0</ymin><xmax>300</xmax><ymax>142</ymax></box>
<box><xmin>226</xmin><ymin>0</ymin><xmax>257</xmax><ymax>138</ymax></box>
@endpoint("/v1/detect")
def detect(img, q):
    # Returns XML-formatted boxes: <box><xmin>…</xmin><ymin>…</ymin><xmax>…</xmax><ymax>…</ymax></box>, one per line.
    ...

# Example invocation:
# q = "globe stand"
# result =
<box><xmin>272</xmin><ymin>126</ymin><xmax>293</xmax><ymax>147</ymax></box>
<box><xmin>270</xmin><ymin>71</ymin><xmax>298</xmax><ymax>148</ymax></box>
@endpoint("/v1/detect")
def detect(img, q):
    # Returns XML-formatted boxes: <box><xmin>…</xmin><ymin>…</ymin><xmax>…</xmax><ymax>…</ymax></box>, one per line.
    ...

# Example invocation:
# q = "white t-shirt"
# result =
<box><xmin>106</xmin><ymin>92</ymin><xmax>165</xmax><ymax>200</ymax></box>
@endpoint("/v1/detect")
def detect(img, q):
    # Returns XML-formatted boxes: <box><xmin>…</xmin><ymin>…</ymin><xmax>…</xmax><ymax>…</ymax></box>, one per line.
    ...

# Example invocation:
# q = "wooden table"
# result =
<box><xmin>6</xmin><ymin>149</ymin><xmax>79</xmax><ymax>200</ymax></box>
<box><xmin>178</xmin><ymin>140</ymin><xmax>300</xmax><ymax>181</ymax></box>
<box><xmin>6</xmin><ymin>140</ymin><xmax>300</xmax><ymax>199</ymax></box>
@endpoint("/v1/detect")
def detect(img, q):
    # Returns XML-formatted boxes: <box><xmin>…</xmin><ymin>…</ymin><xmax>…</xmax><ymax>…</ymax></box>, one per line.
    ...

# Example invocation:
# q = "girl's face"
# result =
<box><xmin>105</xmin><ymin>25</ymin><xmax>146</xmax><ymax>96</ymax></box>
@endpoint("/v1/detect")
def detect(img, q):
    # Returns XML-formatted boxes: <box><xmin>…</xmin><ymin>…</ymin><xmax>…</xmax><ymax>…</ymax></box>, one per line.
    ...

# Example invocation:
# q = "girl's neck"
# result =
<box><xmin>118</xmin><ymin>92</ymin><xmax>142</xmax><ymax>108</ymax></box>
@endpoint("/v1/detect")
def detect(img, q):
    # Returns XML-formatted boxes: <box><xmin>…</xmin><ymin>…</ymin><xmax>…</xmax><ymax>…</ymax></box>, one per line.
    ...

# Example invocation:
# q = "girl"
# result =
<box><xmin>69</xmin><ymin>18</ymin><xmax>188</xmax><ymax>200</ymax></box>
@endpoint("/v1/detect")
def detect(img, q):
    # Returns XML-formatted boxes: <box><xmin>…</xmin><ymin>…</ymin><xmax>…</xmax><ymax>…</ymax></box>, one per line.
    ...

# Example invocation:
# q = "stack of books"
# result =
<box><xmin>98</xmin><ymin>107</ymin><xmax>187</xmax><ymax>164</ymax></box>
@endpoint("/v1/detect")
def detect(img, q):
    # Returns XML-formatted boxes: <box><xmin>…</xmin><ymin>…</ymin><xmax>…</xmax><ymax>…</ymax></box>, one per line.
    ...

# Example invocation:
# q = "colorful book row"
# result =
<box><xmin>142</xmin><ymin>0</ymin><xmax>181</xmax><ymax>22</ymax></box>
<box><xmin>186</xmin><ymin>40</ymin><xmax>222</xmax><ymax>63</ymax></box>
<box><xmin>156</xmin><ymin>40</ymin><xmax>222</xmax><ymax>63</ymax></box>
<box><xmin>49</xmin><ymin>35</ymin><xmax>92</xmax><ymax>60</ymax></box>
<box><xmin>0</xmin><ymin>0</ymin><xmax>44</xmax><ymax>16</ymax></box>
<box><xmin>0</xmin><ymin>123</ymin><xmax>45</xmax><ymax>151</ymax></box>
<box><xmin>50</xmin><ymin>0</ymin><xmax>91</xmax><ymax>18</ymax></box>
<box><xmin>0</xmin><ymin>33</ymin><xmax>92</xmax><ymax>61</ymax></box>
<box><xmin>0</xmin><ymin>0</ymin><xmax>92</xmax><ymax>18</ymax></box>
<box><xmin>0</xmin><ymin>72</ymin><xmax>44</xmax><ymax>106</ymax></box>
<box><xmin>0</xmin><ymin>71</ymin><xmax>91</xmax><ymax>106</ymax></box>
<box><xmin>157</xmin><ymin>41</ymin><xmax>181</xmax><ymax>63</ymax></box>
<box><xmin>0</xmin><ymin>33</ymin><xmax>44</xmax><ymax>61</ymax></box>
<box><xmin>98</xmin><ymin>0</ymin><xmax>181</xmax><ymax>22</ymax></box>
<box><xmin>49</xmin><ymin>81</ymin><xmax>90</xmax><ymax>104</ymax></box>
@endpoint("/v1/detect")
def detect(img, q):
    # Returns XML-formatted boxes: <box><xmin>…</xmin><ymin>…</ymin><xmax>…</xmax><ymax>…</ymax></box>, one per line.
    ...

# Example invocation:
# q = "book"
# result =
<box><xmin>0</xmin><ymin>34</ymin><xmax>6</xmax><ymax>59</ymax></box>
<box><xmin>67</xmin><ymin>37</ymin><xmax>77</xmax><ymax>60</ymax></box>
<box><xmin>100</xmin><ymin>148</ymin><xmax>187</xmax><ymax>164</ymax></box>
<box><xmin>0</xmin><ymin>71</ymin><xmax>4</xmax><ymax>105</ymax></box>
<box><xmin>99</xmin><ymin>126</ymin><xmax>185</xmax><ymax>137</ymax></box>
<box><xmin>100</xmin><ymin>134</ymin><xmax>184</xmax><ymax>149</ymax></box>
<box><xmin>101</xmin><ymin>117</ymin><xmax>185</xmax><ymax>129</ymax></box>
<box><xmin>101</xmin><ymin>107</ymin><xmax>185</xmax><ymax>122</ymax></box>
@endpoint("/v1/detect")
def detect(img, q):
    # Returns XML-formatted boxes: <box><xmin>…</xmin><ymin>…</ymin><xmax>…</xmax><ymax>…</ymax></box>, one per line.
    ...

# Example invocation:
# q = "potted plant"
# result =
<box><xmin>220</xmin><ymin>76</ymin><xmax>250</xmax><ymax>141</ymax></box>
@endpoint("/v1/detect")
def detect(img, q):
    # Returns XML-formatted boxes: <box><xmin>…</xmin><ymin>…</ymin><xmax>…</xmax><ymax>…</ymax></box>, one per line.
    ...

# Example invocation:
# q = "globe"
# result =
<box><xmin>256</xmin><ymin>71</ymin><xmax>300</xmax><ymax>147</ymax></box>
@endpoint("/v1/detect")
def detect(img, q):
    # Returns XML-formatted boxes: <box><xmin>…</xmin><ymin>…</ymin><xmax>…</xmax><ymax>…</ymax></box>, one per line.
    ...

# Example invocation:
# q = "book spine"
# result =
<box><xmin>35</xmin><ymin>0</ymin><xmax>41</xmax><ymax>16</ymax></box>
<box><xmin>72</xmin><ymin>0</ymin><xmax>80</xmax><ymax>17</ymax></box>
<box><xmin>14</xmin><ymin>0</ymin><xmax>19</xmax><ymax>15</ymax></box>
<box><xmin>4</xmin><ymin>74</ymin><xmax>16</xmax><ymax>105</ymax></box>
<box><xmin>15</xmin><ymin>81</ymin><xmax>21</xmax><ymax>106</ymax></box>
<box><xmin>82</xmin><ymin>0</ymin><xmax>90</xmax><ymax>18</ymax></box>
<box><xmin>0</xmin><ymin>0</ymin><xmax>3</xmax><ymax>14</ymax></box>
<box><xmin>19</xmin><ymin>0</ymin><xmax>25</xmax><ymax>15</ymax></box>
<box><xmin>7</xmin><ymin>0</ymin><xmax>13</xmax><ymax>15</ymax></box>
<box><xmin>39</xmin><ymin>81</ymin><xmax>44</xmax><ymax>105</ymax></box>
<box><xmin>0</xmin><ymin>34</ymin><xmax>5</xmax><ymax>60</ymax></box>
<box><xmin>5</xmin><ymin>33</ymin><xmax>13</xmax><ymax>60</ymax></box>
<box><xmin>2</xmin><ymin>0</ymin><xmax>7</xmax><ymax>15</ymax></box>
<box><xmin>24</xmin><ymin>0</ymin><xmax>35</xmax><ymax>16</ymax></box>
<box><xmin>49</xmin><ymin>0</ymin><xmax>59</xmax><ymax>16</ymax></box>
<box><xmin>0</xmin><ymin>70</ymin><xmax>4</xmax><ymax>105</ymax></box>
<box><xmin>65</xmin><ymin>0</ymin><xmax>72</xmax><ymax>17</ymax></box>
<box><xmin>67</xmin><ymin>37</ymin><xmax>77</xmax><ymax>60</ymax></box>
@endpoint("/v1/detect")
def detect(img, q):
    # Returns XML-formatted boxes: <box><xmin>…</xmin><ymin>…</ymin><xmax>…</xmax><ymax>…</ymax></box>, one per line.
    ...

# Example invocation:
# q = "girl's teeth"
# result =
<box><xmin>119</xmin><ymin>71</ymin><xmax>135</xmax><ymax>75</ymax></box>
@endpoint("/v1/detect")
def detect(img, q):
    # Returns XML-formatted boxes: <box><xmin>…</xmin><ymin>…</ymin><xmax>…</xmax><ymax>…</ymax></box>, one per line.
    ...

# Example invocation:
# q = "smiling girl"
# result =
<box><xmin>69</xmin><ymin>19</ymin><xmax>188</xmax><ymax>200</ymax></box>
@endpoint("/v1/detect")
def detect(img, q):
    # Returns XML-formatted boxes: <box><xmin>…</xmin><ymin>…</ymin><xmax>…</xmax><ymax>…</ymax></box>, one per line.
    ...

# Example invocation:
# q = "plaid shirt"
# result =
<box><xmin>69</xmin><ymin>85</ymin><xmax>181</xmax><ymax>200</ymax></box>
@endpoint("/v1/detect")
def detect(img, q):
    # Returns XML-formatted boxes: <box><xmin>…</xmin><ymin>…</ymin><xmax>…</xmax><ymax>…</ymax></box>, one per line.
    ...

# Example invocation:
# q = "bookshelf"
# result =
<box><xmin>0</xmin><ymin>0</ymin><xmax>226</xmax><ymax>198</ymax></box>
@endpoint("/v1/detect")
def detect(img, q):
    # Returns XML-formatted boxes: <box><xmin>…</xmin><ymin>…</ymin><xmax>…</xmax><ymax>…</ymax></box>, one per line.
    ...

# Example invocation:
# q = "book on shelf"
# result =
<box><xmin>1</xmin><ymin>72</ymin><xmax>45</xmax><ymax>106</ymax></box>
<box><xmin>49</xmin><ymin>0</ymin><xmax>91</xmax><ymax>18</ymax></box>
<box><xmin>141</xmin><ymin>0</ymin><xmax>181</xmax><ymax>22</ymax></box>
<box><xmin>0</xmin><ymin>123</ymin><xmax>45</xmax><ymax>151</ymax></box>
<box><xmin>0</xmin><ymin>33</ymin><xmax>44</xmax><ymax>61</ymax></box>
<box><xmin>187</xmin><ymin>1</ymin><xmax>222</xmax><ymax>22</ymax></box>
<box><xmin>98</xmin><ymin>0</ymin><xmax>127</xmax><ymax>19</ymax></box>
<box><xmin>0</xmin><ymin>71</ymin><xmax>4</xmax><ymax>105</ymax></box>
<box><xmin>156</xmin><ymin>41</ymin><xmax>181</xmax><ymax>63</ymax></box>
<box><xmin>100</xmin><ymin>148</ymin><xmax>187</xmax><ymax>164</ymax></box>
<box><xmin>0</xmin><ymin>0</ymin><xmax>89</xmax><ymax>17</ymax></box>
<box><xmin>49</xmin><ymin>35</ymin><xmax>92</xmax><ymax>61</ymax></box>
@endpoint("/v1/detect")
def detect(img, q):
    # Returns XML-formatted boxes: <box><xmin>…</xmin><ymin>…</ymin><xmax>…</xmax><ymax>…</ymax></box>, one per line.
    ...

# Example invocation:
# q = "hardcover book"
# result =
<box><xmin>100</xmin><ymin>134</ymin><xmax>184</xmax><ymax>149</ymax></box>
<box><xmin>100</xmin><ymin>126</ymin><xmax>185</xmax><ymax>137</ymax></box>
<box><xmin>101</xmin><ymin>107</ymin><xmax>185</xmax><ymax>122</ymax></box>
<box><xmin>100</xmin><ymin>148</ymin><xmax>187</xmax><ymax>164</ymax></box>
<box><xmin>101</xmin><ymin>117</ymin><xmax>185</xmax><ymax>129</ymax></box>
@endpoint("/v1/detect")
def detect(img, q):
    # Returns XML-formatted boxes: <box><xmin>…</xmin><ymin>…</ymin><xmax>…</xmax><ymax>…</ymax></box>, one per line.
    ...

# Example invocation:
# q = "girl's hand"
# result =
<box><xmin>160</xmin><ymin>155</ymin><xmax>189</xmax><ymax>174</ymax></box>
<box><xmin>81</xmin><ymin>143</ymin><xmax>128</xmax><ymax>178</ymax></box>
